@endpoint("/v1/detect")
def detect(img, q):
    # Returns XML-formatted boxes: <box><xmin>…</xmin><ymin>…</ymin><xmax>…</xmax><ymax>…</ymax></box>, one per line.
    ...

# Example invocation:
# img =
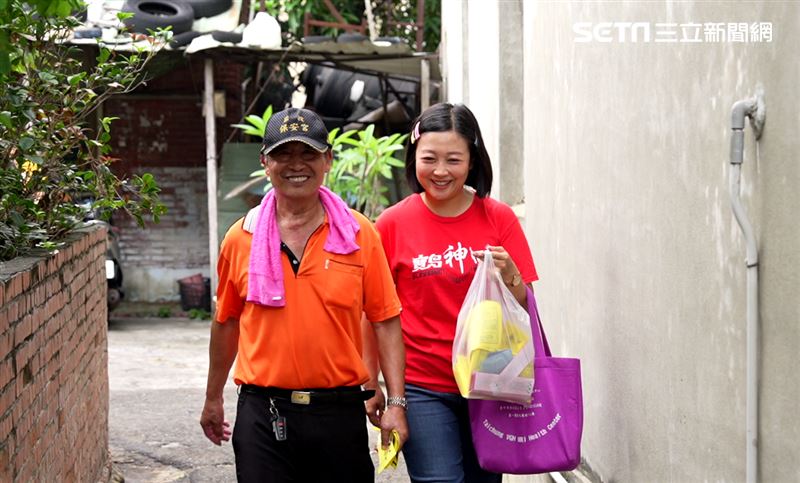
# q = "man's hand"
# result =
<box><xmin>372</xmin><ymin>315</ymin><xmax>407</xmax><ymax>448</ymax></box>
<box><xmin>364</xmin><ymin>384</ymin><xmax>386</xmax><ymax>428</ymax></box>
<box><xmin>200</xmin><ymin>397</ymin><xmax>232</xmax><ymax>445</ymax></box>
<box><xmin>379</xmin><ymin>405</ymin><xmax>408</xmax><ymax>449</ymax></box>
<box><xmin>202</xmin><ymin>319</ymin><xmax>238</xmax><ymax>446</ymax></box>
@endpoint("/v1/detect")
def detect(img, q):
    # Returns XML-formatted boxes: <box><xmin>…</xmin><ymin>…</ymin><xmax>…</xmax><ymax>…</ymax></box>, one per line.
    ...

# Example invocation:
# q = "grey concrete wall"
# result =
<box><xmin>498</xmin><ymin>0</ymin><xmax>525</xmax><ymax>206</ymax></box>
<box><xmin>521</xmin><ymin>2</ymin><xmax>799</xmax><ymax>482</ymax></box>
<box><xmin>442</xmin><ymin>0</ymin><xmax>526</xmax><ymax>205</ymax></box>
<box><xmin>441</xmin><ymin>0</ymin><xmax>468</xmax><ymax>104</ymax></box>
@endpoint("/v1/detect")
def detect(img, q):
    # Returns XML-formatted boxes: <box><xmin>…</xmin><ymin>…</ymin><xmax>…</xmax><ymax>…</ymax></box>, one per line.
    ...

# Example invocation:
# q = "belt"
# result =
<box><xmin>241</xmin><ymin>384</ymin><xmax>375</xmax><ymax>405</ymax></box>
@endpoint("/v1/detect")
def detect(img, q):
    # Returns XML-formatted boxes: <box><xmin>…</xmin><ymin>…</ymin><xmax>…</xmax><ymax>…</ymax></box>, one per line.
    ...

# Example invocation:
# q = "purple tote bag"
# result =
<box><xmin>468</xmin><ymin>287</ymin><xmax>583</xmax><ymax>474</ymax></box>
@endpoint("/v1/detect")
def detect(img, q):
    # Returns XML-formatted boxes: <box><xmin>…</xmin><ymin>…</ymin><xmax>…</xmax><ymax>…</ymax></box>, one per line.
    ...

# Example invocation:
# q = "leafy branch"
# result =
<box><xmin>0</xmin><ymin>0</ymin><xmax>168</xmax><ymax>260</ymax></box>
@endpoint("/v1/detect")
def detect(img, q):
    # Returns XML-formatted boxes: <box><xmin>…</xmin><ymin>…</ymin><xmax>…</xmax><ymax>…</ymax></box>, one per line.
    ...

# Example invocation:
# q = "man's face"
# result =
<box><xmin>263</xmin><ymin>141</ymin><xmax>332</xmax><ymax>202</ymax></box>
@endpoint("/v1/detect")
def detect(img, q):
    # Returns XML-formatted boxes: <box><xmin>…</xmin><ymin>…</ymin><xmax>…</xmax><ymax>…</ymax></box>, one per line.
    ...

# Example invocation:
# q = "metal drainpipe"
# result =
<box><xmin>729</xmin><ymin>88</ymin><xmax>765</xmax><ymax>483</ymax></box>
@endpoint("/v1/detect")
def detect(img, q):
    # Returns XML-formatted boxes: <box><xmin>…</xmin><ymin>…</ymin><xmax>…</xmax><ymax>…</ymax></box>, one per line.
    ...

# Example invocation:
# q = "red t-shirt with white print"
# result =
<box><xmin>375</xmin><ymin>194</ymin><xmax>538</xmax><ymax>394</ymax></box>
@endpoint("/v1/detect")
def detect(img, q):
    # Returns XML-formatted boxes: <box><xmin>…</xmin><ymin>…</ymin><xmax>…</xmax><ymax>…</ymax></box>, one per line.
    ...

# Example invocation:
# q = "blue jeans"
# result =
<box><xmin>403</xmin><ymin>384</ymin><xmax>502</xmax><ymax>483</ymax></box>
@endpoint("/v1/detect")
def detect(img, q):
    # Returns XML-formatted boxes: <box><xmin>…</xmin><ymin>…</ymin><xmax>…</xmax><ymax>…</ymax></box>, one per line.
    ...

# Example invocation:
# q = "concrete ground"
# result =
<box><xmin>107</xmin><ymin>314</ymin><xmax>409</xmax><ymax>482</ymax></box>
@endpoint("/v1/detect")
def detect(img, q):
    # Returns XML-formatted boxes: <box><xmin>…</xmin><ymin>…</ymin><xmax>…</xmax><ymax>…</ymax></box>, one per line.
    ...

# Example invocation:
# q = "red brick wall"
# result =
<box><xmin>103</xmin><ymin>53</ymin><xmax>250</xmax><ymax>301</ymax></box>
<box><xmin>0</xmin><ymin>225</ymin><xmax>109</xmax><ymax>482</ymax></box>
<box><xmin>102</xmin><ymin>57</ymin><xmax>247</xmax><ymax>300</ymax></box>
<box><xmin>116</xmin><ymin>166</ymin><xmax>211</xmax><ymax>269</ymax></box>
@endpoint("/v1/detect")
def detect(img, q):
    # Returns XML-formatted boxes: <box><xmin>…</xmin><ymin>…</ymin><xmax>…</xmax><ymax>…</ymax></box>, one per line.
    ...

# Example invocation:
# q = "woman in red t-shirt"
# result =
<box><xmin>375</xmin><ymin>103</ymin><xmax>538</xmax><ymax>482</ymax></box>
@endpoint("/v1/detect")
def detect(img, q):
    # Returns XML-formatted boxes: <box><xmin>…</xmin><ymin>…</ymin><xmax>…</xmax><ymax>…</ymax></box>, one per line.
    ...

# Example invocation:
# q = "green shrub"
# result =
<box><xmin>188</xmin><ymin>308</ymin><xmax>211</xmax><ymax>320</ymax></box>
<box><xmin>259</xmin><ymin>0</ymin><xmax>441</xmax><ymax>51</ymax></box>
<box><xmin>0</xmin><ymin>0</ymin><xmax>167</xmax><ymax>261</ymax></box>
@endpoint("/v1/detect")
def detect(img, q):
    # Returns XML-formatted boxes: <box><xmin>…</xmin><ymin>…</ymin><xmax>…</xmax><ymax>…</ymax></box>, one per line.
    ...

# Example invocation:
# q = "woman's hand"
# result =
<box><xmin>473</xmin><ymin>245</ymin><xmax>520</xmax><ymax>284</ymax></box>
<box><xmin>473</xmin><ymin>245</ymin><xmax>527</xmax><ymax>305</ymax></box>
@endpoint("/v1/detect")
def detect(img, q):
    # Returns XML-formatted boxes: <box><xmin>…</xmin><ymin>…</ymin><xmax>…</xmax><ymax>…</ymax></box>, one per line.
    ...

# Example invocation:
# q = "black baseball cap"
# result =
<box><xmin>261</xmin><ymin>107</ymin><xmax>331</xmax><ymax>156</ymax></box>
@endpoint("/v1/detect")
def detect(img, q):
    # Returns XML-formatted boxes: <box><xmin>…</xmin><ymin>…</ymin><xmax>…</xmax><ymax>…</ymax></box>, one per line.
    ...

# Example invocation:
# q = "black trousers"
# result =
<box><xmin>232</xmin><ymin>388</ymin><xmax>375</xmax><ymax>483</ymax></box>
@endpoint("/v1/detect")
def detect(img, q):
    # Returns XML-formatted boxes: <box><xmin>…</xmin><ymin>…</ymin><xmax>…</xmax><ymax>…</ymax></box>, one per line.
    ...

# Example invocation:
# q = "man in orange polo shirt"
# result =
<box><xmin>200</xmin><ymin>107</ymin><xmax>407</xmax><ymax>483</ymax></box>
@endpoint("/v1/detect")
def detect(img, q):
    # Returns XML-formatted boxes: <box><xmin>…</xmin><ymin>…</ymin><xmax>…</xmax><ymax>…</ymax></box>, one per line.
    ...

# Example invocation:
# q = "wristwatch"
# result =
<box><xmin>386</xmin><ymin>396</ymin><xmax>408</xmax><ymax>410</ymax></box>
<box><xmin>506</xmin><ymin>273</ymin><xmax>522</xmax><ymax>287</ymax></box>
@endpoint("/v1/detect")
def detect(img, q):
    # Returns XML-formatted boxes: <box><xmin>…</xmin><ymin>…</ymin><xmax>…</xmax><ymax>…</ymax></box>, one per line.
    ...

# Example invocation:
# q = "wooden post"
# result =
<box><xmin>203</xmin><ymin>59</ymin><xmax>220</xmax><ymax>308</ymax></box>
<box><xmin>421</xmin><ymin>58</ymin><xmax>430</xmax><ymax>111</ymax></box>
<box><xmin>416</xmin><ymin>0</ymin><xmax>425</xmax><ymax>51</ymax></box>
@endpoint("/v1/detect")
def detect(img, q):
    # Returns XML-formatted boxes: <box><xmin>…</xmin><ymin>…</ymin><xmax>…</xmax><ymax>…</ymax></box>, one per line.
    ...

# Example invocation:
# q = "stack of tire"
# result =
<box><xmin>121</xmin><ymin>0</ymin><xmax>232</xmax><ymax>36</ymax></box>
<box><xmin>301</xmin><ymin>63</ymin><xmax>417</xmax><ymax>131</ymax></box>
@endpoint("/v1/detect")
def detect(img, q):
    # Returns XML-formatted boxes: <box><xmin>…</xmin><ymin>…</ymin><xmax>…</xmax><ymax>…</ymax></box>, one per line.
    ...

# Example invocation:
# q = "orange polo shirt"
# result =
<box><xmin>215</xmin><ymin>209</ymin><xmax>401</xmax><ymax>389</ymax></box>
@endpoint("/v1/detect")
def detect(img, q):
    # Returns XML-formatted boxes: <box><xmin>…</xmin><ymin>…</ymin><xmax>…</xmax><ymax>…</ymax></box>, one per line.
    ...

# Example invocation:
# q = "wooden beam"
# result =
<box><xmin>323</xmin><ymin>0</ymin><xmax>347</xmax><ymax>24</ymax></box>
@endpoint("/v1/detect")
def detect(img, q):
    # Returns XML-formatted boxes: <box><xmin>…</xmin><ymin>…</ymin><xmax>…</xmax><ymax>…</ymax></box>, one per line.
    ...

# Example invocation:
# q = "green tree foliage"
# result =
<box><xmin>259</xmin><ymin>0</ymin><xmax>440</xmax><ymax>51</ymax></box>
<box><xmin>0</xmin><ymin>0</ymin><xmax>167</xmax><ymax>260</ymax></box>
<box><xmin>326</xmin><ymin>125</ymin><xmax>406</xmax><ymax>219</ymax></box>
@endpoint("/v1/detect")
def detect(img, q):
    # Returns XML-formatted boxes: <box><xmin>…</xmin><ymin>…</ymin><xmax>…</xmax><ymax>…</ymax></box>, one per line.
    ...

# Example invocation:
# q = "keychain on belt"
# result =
<box><xmin>269</xmin><ymin>397</ymin><xmax>288</xmax><ymax>441</ymax></box>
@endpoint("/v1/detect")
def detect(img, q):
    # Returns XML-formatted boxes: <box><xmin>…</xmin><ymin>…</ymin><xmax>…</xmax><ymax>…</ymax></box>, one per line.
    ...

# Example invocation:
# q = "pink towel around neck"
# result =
<box><xmin>246</xmin><ymin>186</ymin><xmax>360</xmax><ymax>307</ymax></box>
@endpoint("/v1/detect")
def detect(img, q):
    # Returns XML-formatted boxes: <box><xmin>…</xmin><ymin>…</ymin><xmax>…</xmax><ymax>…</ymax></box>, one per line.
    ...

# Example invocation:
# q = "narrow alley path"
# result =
<box><xmin>107</xmin><ymin>315</ymin><xmax>409</xmax><ymax>482</ymax></box>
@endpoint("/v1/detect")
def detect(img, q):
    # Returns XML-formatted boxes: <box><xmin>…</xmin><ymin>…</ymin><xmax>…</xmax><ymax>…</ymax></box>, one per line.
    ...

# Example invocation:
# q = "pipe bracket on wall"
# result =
<box><xmin>731</xmin><ymin>85</ymin><xmax>766</xmax><ymax>138</ymax></box>
<box><xmin>750</xmin><ymin>85</ymin><xmax>766</xmax><ymax>140</ymax></box>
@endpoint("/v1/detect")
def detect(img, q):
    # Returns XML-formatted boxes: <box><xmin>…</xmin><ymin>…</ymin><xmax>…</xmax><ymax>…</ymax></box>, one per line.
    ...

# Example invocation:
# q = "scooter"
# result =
<box><xmin>77</xmin><ymin>197</ymin><xmax>125</xmax><ymax>313</ymax></box>
<box><xmin>104</xmin><ymin>222</ymin><xmax>124</xmax><ymax>312</ymax></box>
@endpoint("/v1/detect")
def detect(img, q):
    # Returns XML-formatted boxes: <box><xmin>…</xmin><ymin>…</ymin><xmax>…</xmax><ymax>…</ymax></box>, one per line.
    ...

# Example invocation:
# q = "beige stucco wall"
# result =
<box><xmin>443</xmin><ymin>1</ymin><xmax>799</xmax><ymax>481</ymax></box>
<box><xmin>523</xmin><ymin>2</ymin><xmax>799</xmax><ymax>482</ymax></box>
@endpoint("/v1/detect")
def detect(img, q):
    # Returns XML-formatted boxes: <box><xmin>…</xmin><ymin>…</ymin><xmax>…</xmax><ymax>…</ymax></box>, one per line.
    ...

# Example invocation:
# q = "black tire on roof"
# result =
<box><xmin>122</xmin><ymin>0</ymin><xmax>195</xmax><ymax>35</ymax></box>
<box><xmin>184</xmin><ymin>0</ymin><xmax>232</xmax><ymax>19</ymax></box>
<box><xmin>337</xmin><ymin>32</ymin><xmax>368</xmax><ymax>43</ymax></box>
<box><xmin>210</xmin><ymin>30</ymin><xmax>242</xmax><ymax>43</ymax></box>
<box><xmin>168</xmin><ymin>30</ymin><xmax>202</xmax><ymax>48</ymax></box>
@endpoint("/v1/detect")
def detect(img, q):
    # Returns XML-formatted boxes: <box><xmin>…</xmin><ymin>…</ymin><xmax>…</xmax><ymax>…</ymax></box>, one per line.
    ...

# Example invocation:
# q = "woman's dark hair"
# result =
<box><xmin>404</xmin><ymin>103</ymin><xmax>493</xmax><ymax>197</ymax></box>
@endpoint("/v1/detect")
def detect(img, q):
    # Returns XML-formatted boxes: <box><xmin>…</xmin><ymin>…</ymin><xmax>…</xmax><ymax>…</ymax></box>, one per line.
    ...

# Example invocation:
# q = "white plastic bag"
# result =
<box><xmin>452</xmin><ymin>249</ymin><xmax>534</xmax><ymax>404</ymax></box>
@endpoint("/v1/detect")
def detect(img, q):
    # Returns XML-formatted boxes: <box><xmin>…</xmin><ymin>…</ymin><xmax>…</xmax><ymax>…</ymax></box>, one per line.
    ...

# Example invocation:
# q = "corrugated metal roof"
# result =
<box><xmin>71</xmin><ymin>0</ymin><xmax>439</xmax><ymax>80</ymax></box>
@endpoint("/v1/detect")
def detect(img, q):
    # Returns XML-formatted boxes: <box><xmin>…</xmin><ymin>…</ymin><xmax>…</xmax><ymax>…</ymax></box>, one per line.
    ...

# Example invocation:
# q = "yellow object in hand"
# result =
<box><xmin>377</xmin><ymin>429</ymin><xmax>401</xmax><ymax>473</ymax></box>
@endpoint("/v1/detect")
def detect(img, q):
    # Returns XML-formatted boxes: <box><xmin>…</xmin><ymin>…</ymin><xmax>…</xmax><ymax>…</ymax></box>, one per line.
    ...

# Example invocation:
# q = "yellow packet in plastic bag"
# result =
<box><xmin>466</xmin><ymin>300</ymin><xmax>504</xmax><ymax>352</ymax></box>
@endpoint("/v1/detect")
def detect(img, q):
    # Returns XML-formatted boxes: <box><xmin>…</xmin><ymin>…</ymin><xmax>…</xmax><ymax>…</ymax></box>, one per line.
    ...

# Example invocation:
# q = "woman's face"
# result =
<box><xmin>414</xmin><ymin>130</ymin><xmax>471</xmax><ymax>205</ymax></box>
